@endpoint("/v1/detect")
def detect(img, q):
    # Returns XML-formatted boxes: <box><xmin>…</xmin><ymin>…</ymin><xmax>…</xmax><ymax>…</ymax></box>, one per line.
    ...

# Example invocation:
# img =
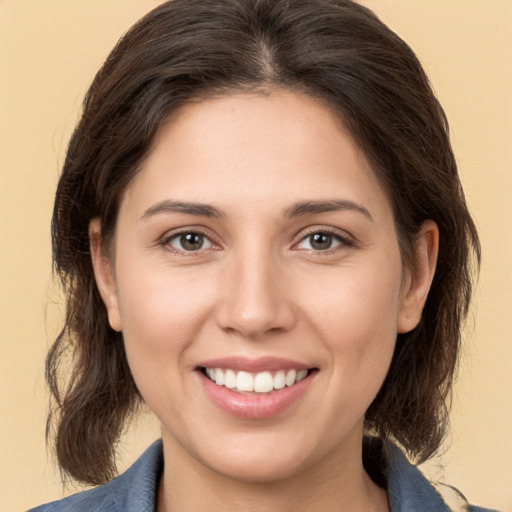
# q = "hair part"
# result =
<box><xmin>47</xmin><ymin>0</ymin><xmax>480</xmax><ymax>485</ymax></box>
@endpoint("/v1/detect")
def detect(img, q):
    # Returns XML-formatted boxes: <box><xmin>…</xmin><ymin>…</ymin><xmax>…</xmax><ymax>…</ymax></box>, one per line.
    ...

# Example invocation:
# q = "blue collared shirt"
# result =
<box><xmin>28</xmin><ymin>439</ymin><xmax>498</xmax><ymax>512</ymax></box>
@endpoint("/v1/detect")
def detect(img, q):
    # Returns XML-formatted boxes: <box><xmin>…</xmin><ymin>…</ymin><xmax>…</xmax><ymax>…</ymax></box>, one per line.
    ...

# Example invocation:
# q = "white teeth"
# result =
<box><xmin>273</xmin><ymin>370</ymin><xmax>286</xmax><ymax>390</ymax></box>
<box><xmin>224</xmin><ymin>369</ymin><xmax>237</xmax><ymax>389</ymax></box>
<box><xmin>214</xmin><ymin>368</ymin><xmax>225</xmax><ymax>386</ymax></box>
<box><xmin>285</xmin><ymin>369</ymin><xmax>297</xmax><ymax>387</ymax></box>
<box><xmin>236</xmin><ymin>371</ymin><xmax>254</xmax><ymax>392</ymax></box>
<box><xmin>296</xmin><ymin>369</ymin><xmax>308</xmax><ymax>382</ymax></box>
<box><xmin>205</xmin><ymin>367</ymin><xmax>310</xmax><ymax>393</ymax></box>
<box><xmin>254</xmin><ymin>372</ymin><xmax>274</xmax><ymax>393</ymax></box>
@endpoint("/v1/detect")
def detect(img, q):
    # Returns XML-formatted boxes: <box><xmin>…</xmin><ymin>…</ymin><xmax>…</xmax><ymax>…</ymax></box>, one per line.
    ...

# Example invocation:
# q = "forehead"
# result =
<box><xmin>121</xmin><ymin>90</ymin><xmax>391</xmax><ymax>220</ymax></box>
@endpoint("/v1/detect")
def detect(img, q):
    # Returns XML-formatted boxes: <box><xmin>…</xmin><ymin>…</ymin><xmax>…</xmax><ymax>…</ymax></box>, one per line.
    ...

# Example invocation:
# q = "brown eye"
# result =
<box><xmin>295</xmin><ymin>231</ymin><xmax>351</xmax><ymax>251</ymax></box>
<box><xmin>167</xmin><ymin>232</ymin><xmax>213</xmax><ymax>251</ymax></box>
<box><xmin>309</xmin><ymin>233</ymin><xmax>333</xmax><ymax>250</ymax></box>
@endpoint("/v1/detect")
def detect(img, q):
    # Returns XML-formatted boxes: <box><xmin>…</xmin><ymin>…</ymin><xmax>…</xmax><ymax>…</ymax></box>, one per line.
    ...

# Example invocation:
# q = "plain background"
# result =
<box><xmin>0</xmin><ymin>1</ymin><xmax>511</xmax><ymax>510</ymax></box>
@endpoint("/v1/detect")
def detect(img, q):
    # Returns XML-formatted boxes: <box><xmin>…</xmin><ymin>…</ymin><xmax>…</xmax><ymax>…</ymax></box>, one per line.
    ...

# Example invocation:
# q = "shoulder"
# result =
<box><xmin>364</xmin><ymin>437</ymin><xmax>501</xmax><ymax>512</ymax></box>
<box><xmin>429</xmin><ymin>481</ymin><xmax>501</xmax><ymax>512</ymax></box>
<box><xmin>28</xmin><ymin>440</ymin><xmax>163</xmax><ymax>512</ymax></box>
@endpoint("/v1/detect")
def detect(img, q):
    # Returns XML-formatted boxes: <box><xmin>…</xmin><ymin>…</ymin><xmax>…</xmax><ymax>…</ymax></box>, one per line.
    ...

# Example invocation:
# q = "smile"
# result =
<box><xmin>203</xmin><ymin>367</ymin><xmax>310</xmax><ymax>394</ymax></box>
<box><xmin>196</xmin><ymin>357</ymin><xmax>318</xmax><ymax>419</ymax></box>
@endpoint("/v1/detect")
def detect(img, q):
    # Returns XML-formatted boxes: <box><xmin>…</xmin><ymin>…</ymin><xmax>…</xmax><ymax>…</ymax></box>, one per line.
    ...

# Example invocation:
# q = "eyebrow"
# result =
<box><xmin>140</xmin><ymin>200</ymin><xmax>225</xmax><ymax>220</ymax></box>
<box><xmin>284</xmin><ymin>199</ymin><xmax>373</xmax><ymax>221</ymax></box>
<box><xmin>139</xmin><ymin>198</ymin><xmax>373</xmax><ymax>222</ymax></box>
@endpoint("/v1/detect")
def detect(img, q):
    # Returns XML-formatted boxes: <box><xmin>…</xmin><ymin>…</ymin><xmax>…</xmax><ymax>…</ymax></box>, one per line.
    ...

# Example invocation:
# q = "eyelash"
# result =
<box><xmin>293</xmin><ymin>227</ymin><xmax>355</xmax><ymax>253</ymax></box>
<box><xmin>161</xmin><ymin>228</ymin><xmax>219</xmax><ymax>255</ymax></box>
<box><xmin>160</xmin><ymin>227</ymin><xmax>355</xmax><ymax>254</ymax></box>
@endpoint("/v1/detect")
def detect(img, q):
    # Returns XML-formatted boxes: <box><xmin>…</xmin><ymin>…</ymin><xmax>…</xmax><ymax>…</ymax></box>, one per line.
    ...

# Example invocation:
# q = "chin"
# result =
<box><xmin>189</xmin><ymin>428</ymin><xmax>325</xmax><ymax>484</ymax></box>
<box><xmin>206</xmin><ymin>451</ymin><xmax>310</xmax><ymax>484</ymax></box>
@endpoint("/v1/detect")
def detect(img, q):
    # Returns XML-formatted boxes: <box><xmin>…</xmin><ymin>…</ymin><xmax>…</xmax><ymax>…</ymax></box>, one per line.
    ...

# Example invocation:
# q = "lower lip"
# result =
<box><xmin>198</xmin><ymin>371</ymin><xmax>315</xmax><ymax>420</ymax></box>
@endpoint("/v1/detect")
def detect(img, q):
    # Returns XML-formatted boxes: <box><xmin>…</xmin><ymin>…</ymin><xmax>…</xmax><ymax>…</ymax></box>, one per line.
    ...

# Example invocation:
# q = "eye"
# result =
<box><xmin>166</xmin><ymin>231</ymin><xmax>215</xmax><ymax>252</ymax></box>
<box><xmin>295</xmin><ymin>231</ymin><xmax>350</xmax><ymax>251</ymax></box>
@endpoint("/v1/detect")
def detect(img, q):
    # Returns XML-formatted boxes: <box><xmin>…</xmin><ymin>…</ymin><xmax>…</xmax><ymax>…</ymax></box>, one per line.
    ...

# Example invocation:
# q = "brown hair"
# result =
<box><xmin>47</xmin><ymin>0</ymin><xmax>480</xmax><ymax>485</ymax></box>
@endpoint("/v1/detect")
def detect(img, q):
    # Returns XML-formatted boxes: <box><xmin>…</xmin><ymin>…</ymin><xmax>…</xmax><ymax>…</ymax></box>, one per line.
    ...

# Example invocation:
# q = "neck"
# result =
<box><xmin>157</xmin><ymin>427</ymin><xmax>389</xmax><ymax>512</ymax></box>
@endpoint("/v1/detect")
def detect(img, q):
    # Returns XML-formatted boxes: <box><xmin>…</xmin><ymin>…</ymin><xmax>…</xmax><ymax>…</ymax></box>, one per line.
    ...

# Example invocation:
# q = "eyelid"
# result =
<box><xmin>292</xmin><ymin>226</ymin><xmax>355</xmax><ymax>250</ymax></box>
<box><xmin>160</xmin><ymin>226</ymin><xmax>221</xmax><ymax>253</ymax></box>
<box><xmin>157</xmin><ymin>225</ymin><xmax>355</xmax><ymax>253</ymax></box>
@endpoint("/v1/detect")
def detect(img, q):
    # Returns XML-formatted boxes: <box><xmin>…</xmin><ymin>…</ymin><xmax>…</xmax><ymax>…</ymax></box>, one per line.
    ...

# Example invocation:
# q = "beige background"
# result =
<box><xmin>0</xmin><ymin>1</ymin><xmax>510</xmax><ymax>510</ymax></box>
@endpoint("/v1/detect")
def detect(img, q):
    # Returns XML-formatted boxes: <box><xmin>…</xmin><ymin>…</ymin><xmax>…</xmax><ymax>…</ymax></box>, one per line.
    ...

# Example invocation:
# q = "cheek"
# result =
<box><xmin>113</xmin><ymin>260</ymin><xmax>219</xmax><ymax>397</ymax></box>
<box><xmin>300</xmin><ymin>257</ymin><xmax>403</xmax><ymax>398</ymax></box>
<box><xmin>302</xmin><ymin>259</ymin><xmax>403</xmax><ymax>343</ymax></box>
<box><xmin>116</xmin><ymin>259</ymin><xmax>217</xmax><ymax>340</ymax></box>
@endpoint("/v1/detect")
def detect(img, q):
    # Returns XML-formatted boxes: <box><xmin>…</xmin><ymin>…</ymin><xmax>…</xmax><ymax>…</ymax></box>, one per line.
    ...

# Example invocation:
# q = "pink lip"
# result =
<box><xmin>196</xmin><ymin>360</ymin><xmax>316</xmax><ymax>420</ymax></box>
<box><xmin>196</xmin><ymin>356</ymin><xmax>311</xmax><ymax>373</ymax></box>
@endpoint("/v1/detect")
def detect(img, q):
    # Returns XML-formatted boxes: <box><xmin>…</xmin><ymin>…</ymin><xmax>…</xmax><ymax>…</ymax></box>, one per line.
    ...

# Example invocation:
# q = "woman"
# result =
<box><xmin>29</xmin><ymin>0</ymin><xmax>495</xmax><ymax>510</ymax></box>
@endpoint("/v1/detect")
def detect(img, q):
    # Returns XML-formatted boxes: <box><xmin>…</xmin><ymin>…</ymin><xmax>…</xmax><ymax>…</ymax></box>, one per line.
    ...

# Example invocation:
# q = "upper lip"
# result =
<box><xmin>196</xmin><ymin>356</ymin><xmax>313</xmax><ymax>373</ymax></box>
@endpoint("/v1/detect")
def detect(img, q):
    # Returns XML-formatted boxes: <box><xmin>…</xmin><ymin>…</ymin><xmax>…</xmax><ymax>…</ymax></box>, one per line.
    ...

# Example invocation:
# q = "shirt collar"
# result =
<box><xmin>115</xmin><ymin>437</ymin><xmax>455</xmax><ymax>512</ymax></box>
<box><xmin>113</xmin><ymin>439</ymin><xmax>164</xmax><ymax>512</ymax></box>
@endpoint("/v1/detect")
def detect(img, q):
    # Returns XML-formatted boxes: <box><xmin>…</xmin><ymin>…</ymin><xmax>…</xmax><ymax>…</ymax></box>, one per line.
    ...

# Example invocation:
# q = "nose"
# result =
<box><xmin>215</xmin><ymin>250</ymin><xmax>296</xmax><ymax>339</ymax></box>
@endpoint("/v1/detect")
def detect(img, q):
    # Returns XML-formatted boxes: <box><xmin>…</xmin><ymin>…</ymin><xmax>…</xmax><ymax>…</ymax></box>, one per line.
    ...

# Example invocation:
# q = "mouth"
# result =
<box><xmin>195</xmin><ymin>356</ymin><xmax>318</xmax><ymax>419</ymax></box>
<box><xmin>198</xmin><ymin>366</ymin><xmax>316</xmax><ymax>394</ymax></box>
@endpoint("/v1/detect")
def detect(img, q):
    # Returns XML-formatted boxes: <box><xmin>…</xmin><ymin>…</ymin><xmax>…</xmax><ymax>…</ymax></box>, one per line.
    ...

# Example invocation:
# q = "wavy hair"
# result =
<box><xmin>47</xmin><ymin>0</ymin><xmax>480</xmax><ymax>485</ymax></box>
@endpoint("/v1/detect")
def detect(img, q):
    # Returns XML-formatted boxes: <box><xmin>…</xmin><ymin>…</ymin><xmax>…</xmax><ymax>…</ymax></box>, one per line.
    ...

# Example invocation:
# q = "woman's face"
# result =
<box><xmin>94</xmin><ymin>90</ymin><xmax>430</xmax><ymax>482</ymax></box>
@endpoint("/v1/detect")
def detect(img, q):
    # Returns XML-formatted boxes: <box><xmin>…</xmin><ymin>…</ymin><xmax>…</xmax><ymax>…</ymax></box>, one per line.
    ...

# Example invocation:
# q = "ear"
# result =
<box><xmin>89</xmin><ymin>218</ymin><xmax>122</xmax><ymax>332</ymax></box>
<box><xmin>398</xmin><ymin>220</ymin><xmax>439</xmax><ymax>334</ymax></box>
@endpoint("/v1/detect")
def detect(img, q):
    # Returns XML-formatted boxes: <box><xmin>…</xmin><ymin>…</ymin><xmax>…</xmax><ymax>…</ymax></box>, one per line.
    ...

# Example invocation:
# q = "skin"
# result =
<box><xmin>91</xmin><ymin>90</ymin><xmax>438</xmax><ymax>512</ymax></box>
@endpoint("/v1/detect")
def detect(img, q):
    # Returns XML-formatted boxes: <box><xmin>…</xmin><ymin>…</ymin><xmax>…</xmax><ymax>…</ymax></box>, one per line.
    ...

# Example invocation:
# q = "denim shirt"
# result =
<box><xmin>28</xmin><ymin>439</ymin><xmax>498</xmax><ymax>512</ymax></box>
